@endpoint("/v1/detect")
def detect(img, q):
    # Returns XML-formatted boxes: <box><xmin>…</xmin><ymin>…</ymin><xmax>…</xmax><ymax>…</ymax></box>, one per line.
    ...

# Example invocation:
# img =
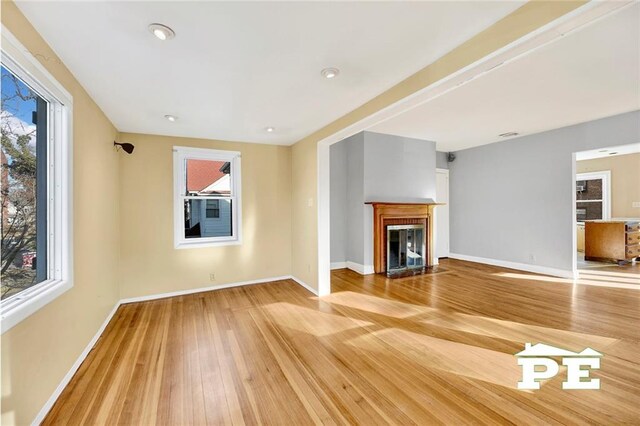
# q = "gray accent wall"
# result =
<box><xmin>330</xmin><ymin>132</ymin><xmax>365</xmax><ymax>264</ymax></box>
<box><xmin>363</xmin><ymin>132</ymin><xmax>436</xmax><ymax>268</ymax></box>
<box><xmin>346</xmin><ymin>133</ymin><xmax>366</xmax><ymax>265</ymax></box>
<box><xmin>330</xmin><ymin>139</ymin><xmax>348</xmax><ymax>264</ymax></box>
<box><xmin>449</xmin><ymin>110</ymin><xmax>640</xmax><ymax>274</ymax></box>
<box><xmin>330</xmin><ymin>131</ymin><xmax>437</xmax><ymax>268</ymax></box>
<box><xmin>364</xmin><ymin>132</ymin><xmax>437</xmax><ymax>201</ymax></box>
<box><xmin>436</xmin><ymin>151</ymin><xmax>449</xmax><ymax>169</ymax></box>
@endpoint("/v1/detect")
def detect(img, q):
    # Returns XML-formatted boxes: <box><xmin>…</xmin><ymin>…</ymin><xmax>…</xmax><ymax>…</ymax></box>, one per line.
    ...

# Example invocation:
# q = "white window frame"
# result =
<box><xmin>576</xmin><ymin>170</ymin><xmax>611</xmax><ymax>224</ymax></box>
<box><xmin>1</xmin><ymin>26</ymin><xmax>73</xmax><ymax>334</ymax></box>
<box><xmin>173</xmin><ymin>146</ymin><xmax>242</xmax><ymax>249</ymax></box>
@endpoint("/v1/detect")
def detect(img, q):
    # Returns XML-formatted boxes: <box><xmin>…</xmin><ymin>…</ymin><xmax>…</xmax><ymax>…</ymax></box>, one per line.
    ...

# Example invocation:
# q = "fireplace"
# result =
<box><xmin>387</xmin><ymin>224</ymin><xmax>426</xmax><ymax>272</ymax></box>
<box><xmin>366</xmin><ymin>201</ymin><xmax>440</xmax><ymax>275</ymax></box>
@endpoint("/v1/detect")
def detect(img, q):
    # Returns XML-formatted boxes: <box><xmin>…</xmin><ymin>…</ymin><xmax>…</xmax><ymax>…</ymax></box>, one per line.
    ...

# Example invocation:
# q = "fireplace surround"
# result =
<box><xmin>366</xmin><ymin>201</ymin><xmax>440</xmax><ymax>274</ymax></box>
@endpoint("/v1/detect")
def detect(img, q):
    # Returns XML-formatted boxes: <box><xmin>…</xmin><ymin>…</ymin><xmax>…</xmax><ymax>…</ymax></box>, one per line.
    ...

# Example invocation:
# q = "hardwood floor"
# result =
<box><xmin>44</xmin><ymin>259</ymin><xmax>640</xmax><ymax>425</ymax></box>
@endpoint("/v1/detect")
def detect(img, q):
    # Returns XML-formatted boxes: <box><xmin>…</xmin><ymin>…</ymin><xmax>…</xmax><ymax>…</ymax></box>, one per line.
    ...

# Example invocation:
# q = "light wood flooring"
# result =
<box><xmin>44</xmin><ymin>259</ymin><xmax>640</xmax><ymax>425</ymax></box>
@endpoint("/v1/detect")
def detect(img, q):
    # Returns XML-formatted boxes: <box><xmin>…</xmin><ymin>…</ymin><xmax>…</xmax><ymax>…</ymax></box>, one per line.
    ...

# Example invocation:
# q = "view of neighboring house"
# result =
<box><xmin>184</xmin><ymin>159</ymin><xmax>232</xmax><ymax>238</ymax></box>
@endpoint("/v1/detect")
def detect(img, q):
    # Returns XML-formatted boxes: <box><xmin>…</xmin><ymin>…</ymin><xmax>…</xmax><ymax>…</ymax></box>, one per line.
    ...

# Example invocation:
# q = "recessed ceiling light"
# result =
<box><xmin>321</xmin><ymin>68</ymin><xmax>340</xmax><ymax>79</ymax></box>
<box><xmin>164</xmin><ymin>114</ymin><xmax>177</xmax><ymax>122</ymax></box>
<box><xmin>265</xmin><ymin>127</ymin><xmax>275</xmax><ymax>133</ymax></box>
<box><xmin>149</xmin><ymin>23</ymin><xmax>175</xmax><ymax>41</ymax></box>
<box><xmin>499</xmin><ymin>132</ymin><xmax>519</xmax><ymax>137</ymax></box>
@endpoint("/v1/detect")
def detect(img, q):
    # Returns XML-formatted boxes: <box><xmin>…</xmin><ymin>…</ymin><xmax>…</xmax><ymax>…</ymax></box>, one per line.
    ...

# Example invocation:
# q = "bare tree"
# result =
<box><xmin>1</xmin><ymin>70</ymin><xmax>38</xmax><ymax>299</ymax></box>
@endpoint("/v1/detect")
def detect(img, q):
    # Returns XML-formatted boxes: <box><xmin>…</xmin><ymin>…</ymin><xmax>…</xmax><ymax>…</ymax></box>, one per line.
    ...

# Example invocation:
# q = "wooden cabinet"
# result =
<box><xmin>577</xmin><ymin>224</ymin><xmax>585</xmax><ymax>252</ymax></box>
<box><xmin>585</xmin><ymin>220</ymin><xmax>640</xmax><ymax>264</ymax></box>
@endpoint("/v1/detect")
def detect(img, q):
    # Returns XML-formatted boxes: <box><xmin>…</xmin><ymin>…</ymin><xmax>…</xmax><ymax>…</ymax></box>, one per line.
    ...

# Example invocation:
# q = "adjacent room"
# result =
<box><xmin>1</xmin><ymin>1</ymin><xmax>639</xmax><ymax>425</ymax></box>
<box><xmin>575</xmin><ymin>144</ymin><xmax>640</xmax><ymax>269</ymax></box>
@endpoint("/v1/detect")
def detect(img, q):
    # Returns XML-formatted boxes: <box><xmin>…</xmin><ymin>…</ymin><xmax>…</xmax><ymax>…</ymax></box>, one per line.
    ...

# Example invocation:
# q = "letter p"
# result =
<box><xmin>518</xmin><ymin>358</ymin><xmax>560</xmax><ymax>390</ymax></box>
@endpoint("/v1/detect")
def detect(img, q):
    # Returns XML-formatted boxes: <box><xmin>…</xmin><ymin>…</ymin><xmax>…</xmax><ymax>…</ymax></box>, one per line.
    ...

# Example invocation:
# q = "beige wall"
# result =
<box><xmin>291</xmin><ymin>1</ymin><xmax>586</xmax><ymax>291</ymax></box>
<box><xmin>291</xmin><ymin>138</ymin><xmax>318</xmax><ymax>286</ymax></box>
<box><xmin>1</xmin><ymin>2</ymin><xmax>121</xmax><ymax>424</ymax></box>
<box><xmin>118</xmin><ymin>133</ymin><xmax>292</xmax><ymax>299</ymax></box>
<box><xmin>577</xmin><ymin>153</ymin><xmax>640</xmax><ymax>218</ymax></box>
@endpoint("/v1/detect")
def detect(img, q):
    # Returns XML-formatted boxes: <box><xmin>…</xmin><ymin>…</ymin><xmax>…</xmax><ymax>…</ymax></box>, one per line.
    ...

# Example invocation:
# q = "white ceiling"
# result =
<box><xmin>369</xmin><ymin>3</ymin><xmax>640</xmax><ymax>152</ymax></box>
<box><xmin>15</xmin><ymin>1</ymin><xmax>525</xmax><ymax>145</ymax></box>
<box><xmin>576</xmin><ymin>143</ymin><xmax>640</xmax><ymax>161</ymax></box>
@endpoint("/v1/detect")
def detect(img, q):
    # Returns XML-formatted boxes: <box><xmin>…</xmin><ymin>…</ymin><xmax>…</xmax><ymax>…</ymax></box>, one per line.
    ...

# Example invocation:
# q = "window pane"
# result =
<box><xmin>576</xmin><ymin>179</ymin><xmax>603</xmax><ymax>201</ymax></box>
<box><xmin>205</xmin><ymin>199</ymin><xmax>220</xmax><ymax>218</ymax></box>
<box><xmin>184</xmin><ymin>198</ymin><xmax>232</xmax><ymax>238</ymax></box>
<box><xmin>185</xmin><ymin>159</ymin><xmax>231</xmax><ymax>196</ymax></box>
<box><xmin>576</xmin><ymin>202</ymin><xmax>603</xmax><ymax>222</ymax></box>
<box><xmin>1</xmin><ymin>65</ymin><xmax>48</xmax><ymax>300</ymax></box>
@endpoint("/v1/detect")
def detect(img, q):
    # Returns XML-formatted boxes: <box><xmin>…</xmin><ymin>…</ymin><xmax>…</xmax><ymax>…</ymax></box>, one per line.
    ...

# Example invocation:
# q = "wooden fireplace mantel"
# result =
<box><xmin>366</xmin><ymin>201</ymin><xmax>442</xmax><ymax>273</ymax></box>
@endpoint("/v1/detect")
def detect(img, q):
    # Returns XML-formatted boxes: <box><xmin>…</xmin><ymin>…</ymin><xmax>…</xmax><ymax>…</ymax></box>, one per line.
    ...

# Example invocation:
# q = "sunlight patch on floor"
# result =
<box><xmin>578</xmin><ymin>272</ymin><xmax>640</xmax><ymax>285</ymax></box>
<box><xmin>495</xmin><ymin>272</ymin><xmax>640</xmax><ymax>290</ymax></box>
<box><xmin>421</xmin><ymin>311</ymin><xmax>617</xmax><ymax>353</ymax></box>
<box><xmin>348</xmin><ymin>327</ymin><xmax>528</xmax><ymax>389</ymax></box>
<box><xmin>262</xmin><ymin>302</ymin><xmax>374</xmax><ymax>337</ymax></box>
<box><xmin>321</xmin><ymin>291</ymin><xmax>438</xmax><ymax>319</ymax></box>
<box><xmin>578</xmin><ymin>269</ymin><xmax>640</xmax><ymax>284</ymax></box>
<box><xmin>578</xmin><ymin>269</ymin><xmax>639</xmax><ymax>278</ymax></box>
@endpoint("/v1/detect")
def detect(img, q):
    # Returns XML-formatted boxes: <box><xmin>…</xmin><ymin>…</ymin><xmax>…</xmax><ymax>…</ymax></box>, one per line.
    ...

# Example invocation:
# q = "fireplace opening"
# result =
<box><xmin>387</xmin><ymin>224</ymin><xmax>425</xmax><ymax>274</ymax></box>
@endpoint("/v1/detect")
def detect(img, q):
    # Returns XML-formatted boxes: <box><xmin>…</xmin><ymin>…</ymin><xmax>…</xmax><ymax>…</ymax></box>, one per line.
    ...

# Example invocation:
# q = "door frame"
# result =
<box><xmin>435</xmin><ymin>168</ymin><xmax>450</xmax><ymax>263</ymax></box>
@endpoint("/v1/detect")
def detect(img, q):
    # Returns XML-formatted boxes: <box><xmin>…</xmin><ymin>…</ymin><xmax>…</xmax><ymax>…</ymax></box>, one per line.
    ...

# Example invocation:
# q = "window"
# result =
<box><xmin>576</xmin><ymin>171</ymin><xmax>610</xmax><ymax>223</ymax></box>
<box><xmin>206</xmin><ymin>199</ymin><xmax>220</xmax><ymax>218</ymax></box>
<box><xmin>173</xmin><ymin>146</ymin><xmax>241</xmax><ymax>248</ymax></box>
<box><xmin>1</xmin><ymin>65</ymin><xmax>47</xmax><ymax>298</ymax></box>
<box><xmin>1</xmin><ymin>29</ymin><xmax>73</xmax><ymax>333</ymax></box>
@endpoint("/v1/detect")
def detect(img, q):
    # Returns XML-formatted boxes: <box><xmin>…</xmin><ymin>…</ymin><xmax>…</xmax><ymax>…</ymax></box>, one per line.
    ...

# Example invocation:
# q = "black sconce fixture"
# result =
<box><xmin>114</xmin><ymin>141</ymin><xmax>135</xmax><ymax>154</ymax></box>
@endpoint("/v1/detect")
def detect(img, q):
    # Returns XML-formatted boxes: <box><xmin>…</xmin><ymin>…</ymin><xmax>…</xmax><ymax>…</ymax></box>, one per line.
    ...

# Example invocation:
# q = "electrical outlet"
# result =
<box><xmin>307</xmin><ymin>198</ymin><xmax>313</xmax><ymax>207</ymax></box>
<box><xmin>209</xmin><ymin>273</ymin><xmax>216</xmax><ymax>282</ymax></box>
<box><xmin>307</xmin><ymin>264</ymin><xmax>311</xmax><ymax>272</ymax></box>
<box><xmin>529</xmin><ymin>254</ymin><xmax>536</xmax><ymax>262</ymax></box>
<box><xmin>632</xmin><ymin>201</ymin><xmax>640</xmax><ymax>208</ymax></box>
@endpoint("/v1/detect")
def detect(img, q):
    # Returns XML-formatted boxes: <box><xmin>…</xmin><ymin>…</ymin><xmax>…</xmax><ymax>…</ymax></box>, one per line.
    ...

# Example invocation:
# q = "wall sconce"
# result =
<box><xmin>114</xmin><ymin>141</ymin><xmax>135</xmax><ymax>154</ymax></box>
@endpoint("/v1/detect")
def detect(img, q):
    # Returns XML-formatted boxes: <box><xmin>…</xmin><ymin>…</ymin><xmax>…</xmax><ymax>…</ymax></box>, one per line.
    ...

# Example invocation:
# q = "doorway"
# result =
<box><xmin>574</xmin><ymin>143</ymin><xmax>640</xmax><ymax>272</ymax></box>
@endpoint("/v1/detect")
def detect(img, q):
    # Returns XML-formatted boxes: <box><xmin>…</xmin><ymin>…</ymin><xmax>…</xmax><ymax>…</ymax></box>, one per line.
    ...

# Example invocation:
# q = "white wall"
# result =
<box><xmin>449</xmin><ymin>110</ymin><xmax>640</xmax><ymax>275</ymax></box>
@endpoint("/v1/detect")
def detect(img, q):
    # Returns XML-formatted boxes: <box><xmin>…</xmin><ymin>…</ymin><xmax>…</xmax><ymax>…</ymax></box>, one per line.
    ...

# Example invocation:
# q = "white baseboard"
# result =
<box><xmin>119</xmin><ymin>275</ymin><xmax>293</xmax><ymax>304</ymax></box>
<box><xmin>346</xmin><ymin>261</ymin><xmax>375</xmax><ymax>275</ymax></box>
<box><xmin>332</xmin><ymin>261</ymin><xmax>374</xmax><ymax>274</ymax></box>
<box><xmin>289</xmin><ymin>276</ymin><xmax>319</xmax><ymax>296</ymax></box>
<box><xmin>32</xmin><ymin>302</ymin><xmax>121</xmax><ymax>426</ymax></box>
<box><xmin>32</xmin><ymin>274</ymin><xmax>316</xmax><ymax>425</ymax></box>
<box><xmin>330</xmin><ymin>262</ymin><xmax>347</xmax><ymax>270</ymax></box>
<box><xmin>448</xmin><ymin>253</ymin><xmax>575</xmax><ymax>279</ymax></box>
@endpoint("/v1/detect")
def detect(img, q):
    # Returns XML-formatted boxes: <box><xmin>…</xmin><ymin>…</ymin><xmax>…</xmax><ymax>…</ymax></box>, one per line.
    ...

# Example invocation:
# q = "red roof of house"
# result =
<box><xmin>186</xmin><ymin>159</ymin><xmax>227</xmax><ymax>192</ymax></box>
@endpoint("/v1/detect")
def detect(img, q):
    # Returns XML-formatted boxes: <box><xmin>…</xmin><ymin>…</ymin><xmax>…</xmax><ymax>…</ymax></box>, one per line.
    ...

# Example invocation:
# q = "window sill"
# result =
<box><xmin>175</xmin><ymin>238</ymin><xmax>242</xmax><ymax>250</ymax></box>
<box><xmin>0</xmin><ymin>278</ymin><xmax>72</xmax><ymax>334</ymax></box>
